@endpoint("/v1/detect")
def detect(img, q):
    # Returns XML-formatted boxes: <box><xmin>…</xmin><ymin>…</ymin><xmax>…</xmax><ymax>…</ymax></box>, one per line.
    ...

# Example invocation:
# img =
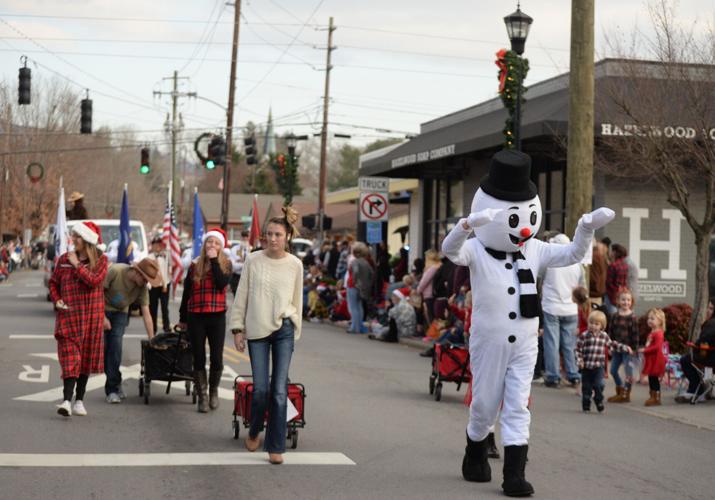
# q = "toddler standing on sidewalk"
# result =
<box><xmin>639</xmin><ymin>308</ymin><xmax>667</xmax><ymax>407</ymax></box>
<box><xmin>576</xmin><ymin>310</ymin><xmax>633</xmax><ymax>413</ymax></box>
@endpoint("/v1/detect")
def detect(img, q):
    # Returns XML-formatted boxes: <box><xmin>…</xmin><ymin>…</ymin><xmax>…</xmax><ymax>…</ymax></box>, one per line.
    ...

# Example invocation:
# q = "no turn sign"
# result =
<box><xmin>359</xmin><ymin>192</ymin><xmax>388</xmax><ymax>222</ymax></box>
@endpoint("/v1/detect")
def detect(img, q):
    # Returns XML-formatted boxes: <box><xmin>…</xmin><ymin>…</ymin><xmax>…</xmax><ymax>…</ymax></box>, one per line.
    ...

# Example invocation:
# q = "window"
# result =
<box><xmin>423</xmin><ymin>178</ymin><xmax>463</xmax><ymax>252</ymax></box>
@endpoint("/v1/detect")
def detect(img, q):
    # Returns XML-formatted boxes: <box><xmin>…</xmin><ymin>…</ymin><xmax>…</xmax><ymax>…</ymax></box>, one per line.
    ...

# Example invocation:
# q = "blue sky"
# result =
<box><xmin>0</xmin><ymin>0</ymin><xmax>712</xmax><ymax>149</ymax></box>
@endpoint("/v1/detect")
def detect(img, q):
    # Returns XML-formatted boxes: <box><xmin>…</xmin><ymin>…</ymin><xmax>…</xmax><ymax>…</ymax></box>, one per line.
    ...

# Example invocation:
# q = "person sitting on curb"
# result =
<box><xmin>103</xmin><ymin>258</ymin><xmax>159</xmax><ymax>403</ymax></box>
<box><xmin>369</xmin><ymin>290</ymin><xmax>417</xmax><ymax>342</ymax></box>
<box><xmin>676</xmin><ymin>301</ymin><xmax>715</xmax><ymax>404</ymax></box>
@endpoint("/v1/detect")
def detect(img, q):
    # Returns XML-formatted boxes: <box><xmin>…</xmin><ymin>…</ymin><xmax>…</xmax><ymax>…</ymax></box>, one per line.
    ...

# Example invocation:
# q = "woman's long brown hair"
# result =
<box><xmin>193</xmin><ymin>238</ymin><xmax>232</xmax><ymax>283</ymax></box>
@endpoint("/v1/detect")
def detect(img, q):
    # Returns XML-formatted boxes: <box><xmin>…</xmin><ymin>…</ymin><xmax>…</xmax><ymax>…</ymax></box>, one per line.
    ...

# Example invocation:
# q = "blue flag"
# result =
<box><xmin>192</xmin><ymin>190</ymin><xmax>204</xmax><ymax>259</ymax></box>
<box><xmin>118</xmin><ymin>186</ymin><xmax>134</xmax><ymax>264</ymax></box>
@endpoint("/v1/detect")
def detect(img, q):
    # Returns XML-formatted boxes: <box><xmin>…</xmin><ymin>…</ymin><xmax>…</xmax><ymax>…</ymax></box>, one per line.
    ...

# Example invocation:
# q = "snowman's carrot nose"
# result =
<box><xmin>520</xmin><ymin>228</ymin><xmax>532</xmax><ymax>238</ymax></box>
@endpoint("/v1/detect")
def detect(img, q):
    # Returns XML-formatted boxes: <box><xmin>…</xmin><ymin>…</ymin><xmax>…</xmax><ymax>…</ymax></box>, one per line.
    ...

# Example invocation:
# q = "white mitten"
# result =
<box><xmin>579</xmin><ymin>207</ymin><xmax>615</xmax><ymax>231</ymax></box>
<box><xmin>467</xmin><ymin>208</ymin><xmax>503</xmax><ymax>229</ymax></box>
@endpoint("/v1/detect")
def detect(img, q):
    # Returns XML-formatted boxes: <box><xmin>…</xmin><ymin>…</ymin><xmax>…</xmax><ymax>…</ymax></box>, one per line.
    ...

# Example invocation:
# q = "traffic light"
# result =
<box><xmin>276</xmin><ymin>153</ymin><xmax>286</xmax><ymax>176</ymax></box>
<box><xmin>205</xmin><ymin>147</ymin><xmax>216</xmax><ymax>170</ymax></box>
<box><xmin>80</xmin><ymin>97</ymin><xmax>92</xmax><ymax>134</ymax></box>
<box><xmin>18</xmin><ymin>62</ymin><xmax>31</xmax><ymax>105</ymax></box>
<box><xmin>139</xmin><ymin>148</ymin><xmax>150</xmax><ymax>174</ymax></box>
<box><xmin>244</xmin><ymin>135</ymin><xmax>257</xmax><ymax>165</ymax></box>
<box><xmin>208</xmin><ymin>135</ymin><xmax>226</xmax><ymax>169</ymax></box>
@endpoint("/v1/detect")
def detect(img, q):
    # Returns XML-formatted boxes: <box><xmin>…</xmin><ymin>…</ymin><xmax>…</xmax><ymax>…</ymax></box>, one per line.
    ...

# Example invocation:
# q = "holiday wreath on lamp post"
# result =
<box><xmin>495</xmin><ymin>48</ymin><xmax>530</xmax><ymax>149</ymax></box>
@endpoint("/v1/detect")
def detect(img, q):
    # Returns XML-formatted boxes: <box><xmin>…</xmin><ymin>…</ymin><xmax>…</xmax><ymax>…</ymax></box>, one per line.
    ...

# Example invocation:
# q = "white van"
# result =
<box><xmin>44</xmin><ymin>219</ymin><xmax>148</xmax><ymax>300</ymax></box>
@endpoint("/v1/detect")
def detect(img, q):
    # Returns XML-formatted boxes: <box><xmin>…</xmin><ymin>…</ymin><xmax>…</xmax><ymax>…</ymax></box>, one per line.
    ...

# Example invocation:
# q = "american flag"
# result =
<box><xmin>162</xmin><ymin>201</ymin><xmax>183</xmax><ymax>292</ymax></box>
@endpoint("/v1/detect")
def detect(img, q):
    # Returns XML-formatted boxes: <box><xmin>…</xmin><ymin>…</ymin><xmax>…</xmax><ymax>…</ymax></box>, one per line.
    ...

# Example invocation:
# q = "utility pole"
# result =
<box><xmin>222</xmin><ymin>0</ymin><xmax>242</xmax><ymax>231</ymax></box>
<box><xmin>154</xmin><ymin>71</ymin><xmax>193</xmax><ymax>213</ymax></box>
<box><xmin>317</xmin><ymin>17</ymin><xmax>336</xmax><ymax>242</ymax></box>
<box><xmin>565</xmin><ymin>0</ymin><xmax>595</xmax><ymax>236</ymax></box>
<box><xmin>0</xmin><ymin>105</ymin><xmax>9</xmax><ymax>240</ymax></box>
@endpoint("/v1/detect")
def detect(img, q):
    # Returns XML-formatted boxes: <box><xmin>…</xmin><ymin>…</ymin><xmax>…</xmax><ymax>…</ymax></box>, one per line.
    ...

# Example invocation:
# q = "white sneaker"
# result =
<box><xmin>105</xmin><ymin>392</ymin><xmax>121</xmax><ymax>404</ymax></box>
<box><xmin>56</xmin><ymin>400</ymin><xmax>72</xmax><ymax>417</ymax></box>
<box><xmin>72</xmin><ymin>400</ymin><xmax>87</xmax><ymax>416</ymax></box>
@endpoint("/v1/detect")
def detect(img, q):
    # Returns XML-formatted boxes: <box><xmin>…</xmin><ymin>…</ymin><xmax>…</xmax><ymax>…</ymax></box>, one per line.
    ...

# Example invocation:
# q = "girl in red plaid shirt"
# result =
<box><xmin>49</xmin><ymin>221</ymin><xmax>108</xmax><ymax>417</ymax></box>
<box><xmin>178</xmin><ymin>228</ymin><xmax>232</xmax><ymax>413</ymax></box>
<box><xmin>576</xmin><ymin>310</ymin><xmax>633</xmax><ymax>413</ymax></box>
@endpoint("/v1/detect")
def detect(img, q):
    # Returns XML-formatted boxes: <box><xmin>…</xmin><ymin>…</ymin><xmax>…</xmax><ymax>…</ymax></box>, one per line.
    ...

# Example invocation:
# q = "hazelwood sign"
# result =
<box><xmin>600</xmin><ymin>122</ymin><xmax>715</xmax><ymax>140</ymax></box>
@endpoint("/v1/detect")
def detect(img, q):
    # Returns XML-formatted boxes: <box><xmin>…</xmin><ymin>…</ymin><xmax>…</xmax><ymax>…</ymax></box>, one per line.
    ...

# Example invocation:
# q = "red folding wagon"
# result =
<box><xmin>429</xmin><ymin>343</ymin><xmax>471</xmax><ymax>401</ymax></box>
<box><xmin>232</xmin><ymin>375</ymin><xmax>306</xmax><ymax>449</ymax></box>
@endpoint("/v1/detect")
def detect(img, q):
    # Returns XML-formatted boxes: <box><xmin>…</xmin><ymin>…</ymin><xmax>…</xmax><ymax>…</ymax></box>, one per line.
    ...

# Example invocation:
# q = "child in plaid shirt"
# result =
<box><xmin>576</xmin><ymin>310</ymin><xmax>633</xmax><ymax>413</ymax></box>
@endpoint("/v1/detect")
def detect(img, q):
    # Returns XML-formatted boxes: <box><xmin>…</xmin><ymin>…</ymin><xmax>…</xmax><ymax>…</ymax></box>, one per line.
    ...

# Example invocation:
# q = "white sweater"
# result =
<box><xmin>230</xmin><ymin>250</ymin><xmax>304</xmax><ymax>340</ymax></box>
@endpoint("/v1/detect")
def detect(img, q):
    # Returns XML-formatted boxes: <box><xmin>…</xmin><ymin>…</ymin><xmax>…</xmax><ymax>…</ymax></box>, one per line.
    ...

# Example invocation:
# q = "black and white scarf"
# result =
<box><xmin>484</xmin><ymin>248</ymin><xmax>539</xmax><ymax>318</ymax></box>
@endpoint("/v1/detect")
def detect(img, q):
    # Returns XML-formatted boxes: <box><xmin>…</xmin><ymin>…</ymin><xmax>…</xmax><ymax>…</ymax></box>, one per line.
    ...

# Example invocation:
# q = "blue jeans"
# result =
<box><xmin>604</xmin><ymin>295</ymin><xmax>617</xmax><ymax>315</ymax></box>
<box><xmin>104</xmin><ymin>310</ymin><xmax>128</xmax><ymax>395</ymax></box>
<box><xmin>581</xmin><ymin>367</ymin><xmax>604</xmax><ymax>409</ymax></box>
<box><xmin>346</xmin><ymin>287</ymin><xmax>365</xmax><ymax>333</ymax></box>
<box><xmin>610</xmin><ymin>351</ymin><xmax>635</xmax><ymax>388</ymax></box>
<box><xmin>542</xmin><ymin>312</ymin><xmax>580</xmax><ymax>383</ymax></box>
<box><xmin>247</xmin><ymin>318</ymin><xmax>295</xmax><ymax>453</ymax></box>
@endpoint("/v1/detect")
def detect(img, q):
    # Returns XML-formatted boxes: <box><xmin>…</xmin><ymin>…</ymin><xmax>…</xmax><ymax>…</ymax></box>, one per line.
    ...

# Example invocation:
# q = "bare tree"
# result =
<box><xmin>599</xmin><ymin>0</ymin><xmax>715</xmax><ymax>340</ymax></box>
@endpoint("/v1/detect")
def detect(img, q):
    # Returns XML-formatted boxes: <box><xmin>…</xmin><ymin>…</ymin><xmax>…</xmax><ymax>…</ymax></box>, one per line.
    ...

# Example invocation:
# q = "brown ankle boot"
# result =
<box><xmin>195</xmin><ymin>370</ymin><xmax>209</xmax><ymax>413</ymax></box>
<box><xmin>607</xmin><ymin>386</ymin><xmax>623</xmax><ymax>402</ymax></box>
<box><xmin>621</xmin><ymin>386</ymin><xmax>631</xmax><ymax>403</ymax></box>
<box><xmin>208</xmin><ymin>368</ymin><xmax>222</xmax><ymax>410</ymax></box>
<box><xmin>645</xmin><ymin>390</ymin><xmax>661</xmax><ymax>406</ymax></box>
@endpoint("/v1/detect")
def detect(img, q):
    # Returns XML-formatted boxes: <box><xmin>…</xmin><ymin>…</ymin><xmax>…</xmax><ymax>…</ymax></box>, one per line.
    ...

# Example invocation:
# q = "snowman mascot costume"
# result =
<box><xmin>441</xmin><ymin>149</ymin><xmax>614</xmax><ymax>497</ymax></box>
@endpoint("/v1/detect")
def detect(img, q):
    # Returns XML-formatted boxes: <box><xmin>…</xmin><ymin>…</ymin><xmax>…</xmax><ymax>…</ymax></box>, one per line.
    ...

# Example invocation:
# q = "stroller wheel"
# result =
<box><xmin>233</xmin><ymin>419</ymin><xmax>240</xmax><ymax>440</ymax></box>
<box><xmin>291</xmin><ymin>430</ymin><xmax>299</xmax><ymax>449</ymax></box>
<box><xmin>434</xmin><ymin>383</ymin><xmax>442</xmax><ymax>402</ymax></box>
<box><xmin>429</xmin><ymin>375</ymin><xmax>436</xmax><ymax>395</ymax></box>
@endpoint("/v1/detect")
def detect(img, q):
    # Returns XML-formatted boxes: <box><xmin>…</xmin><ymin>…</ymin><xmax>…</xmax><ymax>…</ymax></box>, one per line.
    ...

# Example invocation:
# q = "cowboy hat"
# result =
<box><xmin>68</xmin><ymin>191</ymin><xmax>85</xmax><ymax>203</ymax></box>
<box><xmin>131</xmin><ymin>258</ymin><xmax>164</xmax><ymax>287</ymax></box>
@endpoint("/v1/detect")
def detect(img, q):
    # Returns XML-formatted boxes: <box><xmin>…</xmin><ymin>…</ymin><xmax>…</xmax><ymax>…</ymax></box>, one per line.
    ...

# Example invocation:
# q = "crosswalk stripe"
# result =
<box><xmin>0</xmin><ymin>452</ymin><xmax>356</xmax><ymax>467</ymax></box>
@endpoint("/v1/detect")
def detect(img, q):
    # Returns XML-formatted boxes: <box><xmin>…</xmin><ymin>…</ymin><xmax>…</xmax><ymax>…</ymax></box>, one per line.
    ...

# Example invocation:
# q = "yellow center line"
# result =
<box><xmin>225</xmin><ymin>345</ymin><xmax>250</xmax><ymax>361</ymax></box>
<box><xmin>223</xmin><ymin>350</ymin><xmax>244</xmax><ymax>365</ymax></box>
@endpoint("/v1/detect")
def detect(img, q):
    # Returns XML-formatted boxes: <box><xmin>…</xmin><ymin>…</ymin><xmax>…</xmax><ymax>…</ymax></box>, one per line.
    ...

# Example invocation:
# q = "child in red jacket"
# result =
<box><xmin>639</xmin><ymin>308</ymin><xmax>667</xmax><ymax>406</ymax></box>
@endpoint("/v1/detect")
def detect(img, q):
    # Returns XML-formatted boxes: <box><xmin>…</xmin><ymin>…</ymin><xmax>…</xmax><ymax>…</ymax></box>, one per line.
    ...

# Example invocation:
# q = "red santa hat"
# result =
<box><xmin>72</xmin><ymin>221</ymin><xmax>103</xmax><ymax>247</ymax></box>
<box><xmin>202</xmin><ymin>227</ymin><xmax>229</xmax><ymax>248</ymax></box>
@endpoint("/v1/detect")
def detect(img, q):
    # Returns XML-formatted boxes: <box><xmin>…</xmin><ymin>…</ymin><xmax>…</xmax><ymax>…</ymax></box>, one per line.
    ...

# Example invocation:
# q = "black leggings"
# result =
<box><xmin>63</xmin><ymin>374</ymin><xmax>89</xmax><ymax>401</ymax></box>
<box><xmin>187</xmin><ymin>312</ymin><xmax>225</xmax><ymax>372</ymax></box>
<box><xmin>648</xmin><ymin>375</ymin><xmax>661</xmax><ymax>392</ymax></box>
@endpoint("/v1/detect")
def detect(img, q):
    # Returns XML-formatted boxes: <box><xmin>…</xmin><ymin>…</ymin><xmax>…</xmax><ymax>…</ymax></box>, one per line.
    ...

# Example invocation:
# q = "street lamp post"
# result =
<box><xmin>285</xmin><ymin>133</ymin><xmax>297</xmax><ymax>205</ymax></box>
<box><xmin>504</xmin><ymin>3</ymin><xmax>533</xmax><ymax>150</ymax></box>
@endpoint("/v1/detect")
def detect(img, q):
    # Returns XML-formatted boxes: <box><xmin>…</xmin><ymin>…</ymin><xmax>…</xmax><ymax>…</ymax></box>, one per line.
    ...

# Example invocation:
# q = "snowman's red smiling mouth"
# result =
<box><xmin>510</xmin><ymin>233</ymin><xmax>534</xmax><ymax>246</ymax></box>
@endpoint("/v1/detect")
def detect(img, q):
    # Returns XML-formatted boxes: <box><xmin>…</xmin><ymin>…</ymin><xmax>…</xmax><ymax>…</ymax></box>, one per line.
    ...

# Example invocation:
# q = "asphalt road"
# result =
<box><xmin>0</xmin><ymin>270</ymin><xmax>713</xmax><ymax>500</ymax></box>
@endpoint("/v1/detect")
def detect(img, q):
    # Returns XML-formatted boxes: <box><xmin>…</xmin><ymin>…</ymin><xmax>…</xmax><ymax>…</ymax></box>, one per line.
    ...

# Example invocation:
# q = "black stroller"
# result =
<box><xmin>139</xmin><ymin>326</ymin><xmax>196</xmax><ymax>405</ymax></box>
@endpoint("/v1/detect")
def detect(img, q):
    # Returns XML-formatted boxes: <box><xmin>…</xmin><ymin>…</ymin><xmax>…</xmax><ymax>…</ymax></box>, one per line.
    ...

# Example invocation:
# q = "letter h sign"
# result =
<box><xmin>621</xmin><ymin>208</ymin><xmax>686</xmax><ymax>280</ymax></box>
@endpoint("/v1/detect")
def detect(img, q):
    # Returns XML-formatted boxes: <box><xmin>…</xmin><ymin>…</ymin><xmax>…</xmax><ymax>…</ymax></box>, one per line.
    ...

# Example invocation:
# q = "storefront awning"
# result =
<box><xmin>360</xmin><ymin>87</ymin><xmax>570</xmax><ymax>178</ymax></box>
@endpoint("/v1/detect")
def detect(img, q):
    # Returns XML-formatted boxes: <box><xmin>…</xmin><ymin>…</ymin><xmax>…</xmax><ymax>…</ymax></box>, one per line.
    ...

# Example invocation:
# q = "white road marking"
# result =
<box><xmin>0</xmin><ymin>452</ymin><xmax>357</xmax><ymax>467</ymax></box>
<box><xmin>10</xmin><ymin>334</ymin><xmax>147</xmax><ymax>340</ymax></box>
<box><xmin>16</xmin><ymin>294</ymin><xmax>39</xmax><ymax>298</ymax></box>
<box><xmin>24</xmin><ymin>283</ymin><xmax>42</xmax><ymax>288</ymax></box>
<box><xmin>0</xmin><ymin>452</ymin><xmax>356</xmax><ymax>467</ymax></box>
<box><xmin>13</xmin><ymin>364</ymin><xmax>235</xmax><ymax>402</ymax></box>
<box><xmin>29</xmin><ymin>353</ymin><xmax>59</xmax><ymax>361</ymax></box>
<box><xmin>18</xmin><ymin>365</ymin><xmax>50</xmax><ymax>383</ymax></box>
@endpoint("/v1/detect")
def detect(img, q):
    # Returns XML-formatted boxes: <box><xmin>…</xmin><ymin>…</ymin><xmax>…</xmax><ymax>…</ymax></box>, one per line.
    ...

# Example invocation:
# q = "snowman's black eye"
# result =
<box><xmin>509</xmin><ymin>214</ymin><xmax>519</xmax><ymax>228</ymax></box>
<box><xmin>530</xmin><ymin>211</ymin><xmax>537</xmax><ymax>225</ymax></box>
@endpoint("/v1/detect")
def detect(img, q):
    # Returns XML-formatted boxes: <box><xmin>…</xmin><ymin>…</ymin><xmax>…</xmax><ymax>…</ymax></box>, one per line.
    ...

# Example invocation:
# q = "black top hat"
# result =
<box><xmin>480</xmin><ymin>149</ymin><xmax>537</xmax><ymax>202</ymax></box>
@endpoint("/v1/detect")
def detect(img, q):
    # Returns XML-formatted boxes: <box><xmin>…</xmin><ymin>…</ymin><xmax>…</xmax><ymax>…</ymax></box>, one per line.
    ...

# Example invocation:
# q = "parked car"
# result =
<box><xmin>290</xmin><ymin>238</ymin><xmax>313</xmax><ymax>259</ymax></box>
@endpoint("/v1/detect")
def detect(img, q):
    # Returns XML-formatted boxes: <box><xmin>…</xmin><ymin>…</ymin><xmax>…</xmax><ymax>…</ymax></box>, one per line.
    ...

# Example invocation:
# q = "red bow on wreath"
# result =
<box><xmin>495</xmin><ymin>48</ymin><xmax>508</xmax><ymax>94</ymax></box>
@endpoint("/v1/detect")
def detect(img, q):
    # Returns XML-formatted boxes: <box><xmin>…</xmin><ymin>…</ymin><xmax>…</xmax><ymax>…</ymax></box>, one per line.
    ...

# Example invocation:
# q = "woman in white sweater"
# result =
<box><xmin>230</xmin><ymin>208</ymin><xmax>303</xmax><ymax>465</ymax></box>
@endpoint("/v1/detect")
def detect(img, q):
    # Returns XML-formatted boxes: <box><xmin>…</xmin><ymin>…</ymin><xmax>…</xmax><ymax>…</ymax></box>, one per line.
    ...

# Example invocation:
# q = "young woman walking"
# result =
<box><xmin>230</xmin><ymin>208</ymin><xmax>303</xmax><ymax>464</ymax></box>
<box><xmin>49</xmin><ymin>221</ymin><xmax>108</xmax><ymax>417</ymax></box>
<box><xmin>178</xmin><ymin>228</ymin><xmax>232</xmax><ymax>413</ymax></box>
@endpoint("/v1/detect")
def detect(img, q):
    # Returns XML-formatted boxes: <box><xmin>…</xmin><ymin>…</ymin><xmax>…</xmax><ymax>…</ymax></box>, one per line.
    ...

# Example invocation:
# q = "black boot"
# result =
<box><xmin>502</xmin><ymin>445</ymin><xmax>534</xmax><ymax>497</ymax></box>
<box><xmin>208</xmin><ymin>368</ymin><xmax>222</xmax><ymax>410</ymax></box>
<box><xmin>487</xmin><ymin>432</ymin><xmax>500</xmax><ymax>459</ymax></box>
<box><xmin>462</xmin><ymin>434</ymin><xmax>491</xmax><ymax>482</ymax></box>
<box><xmin>195</xmin><ymin>370</ymin><xmax>209</xmax><ymax>413</ymax></box>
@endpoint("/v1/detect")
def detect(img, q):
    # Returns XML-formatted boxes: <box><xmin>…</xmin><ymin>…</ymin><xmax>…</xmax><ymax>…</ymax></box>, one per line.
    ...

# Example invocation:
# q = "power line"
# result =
<box><xmin>0</xmin><ymin>17</ymin><xmax>158</xmax><ymax>109</ymax></box>
<box><xmin>238</xmin><ymin>0</ymin><xmax>326</xmax><ymax>104</ymax></box>
<box><xmin>179</xmin><ymin>0</ymin><xmax>224</xmax><ymax>74</ymax></box>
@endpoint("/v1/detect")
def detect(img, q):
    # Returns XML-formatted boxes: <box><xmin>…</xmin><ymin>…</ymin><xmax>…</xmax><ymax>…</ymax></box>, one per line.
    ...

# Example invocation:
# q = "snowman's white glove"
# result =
<box><xmin>466</xmin><ymin>208</ymin><xmax>503</xmax><ymax>229</ymax></box>
<box><xmin>579</xmin><ymin>207</ymin><xmax>615</xmax><ymax>231</ymax></box>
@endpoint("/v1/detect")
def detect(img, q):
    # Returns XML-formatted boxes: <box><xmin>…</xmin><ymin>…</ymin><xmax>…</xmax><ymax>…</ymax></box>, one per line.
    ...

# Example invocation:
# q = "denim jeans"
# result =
<box><xmin>346</xmin><ymin>287</ymin><xmax>365</xmax><ymax>333</ymax></box>
<box><xmin>604</xmin><ymin>295</ymin><xmax>617</xmax><ymax>315</ymax></box>
<box><xmin>610</xmin><ymin>351</ymin><xmax>635</xmax><ymax>388</ymax></box>
<box><xmin>581</xmin><ymin>367</ymin><xmax>604</xmax><ymax>409</ymax></box>
<box><xmin>247</xmin><ymin>318</ymin><xmax>295</xmax><ymax>453</ymax></box>
<box><xmin>104</xmin><ymin>310</ymin><xmax>129</xmax><ymax>395</ymax></box>
<box><xmin>542</xmin><ymin>312</ymin><xmax>580</xmax><ymax>383</ymax></box>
